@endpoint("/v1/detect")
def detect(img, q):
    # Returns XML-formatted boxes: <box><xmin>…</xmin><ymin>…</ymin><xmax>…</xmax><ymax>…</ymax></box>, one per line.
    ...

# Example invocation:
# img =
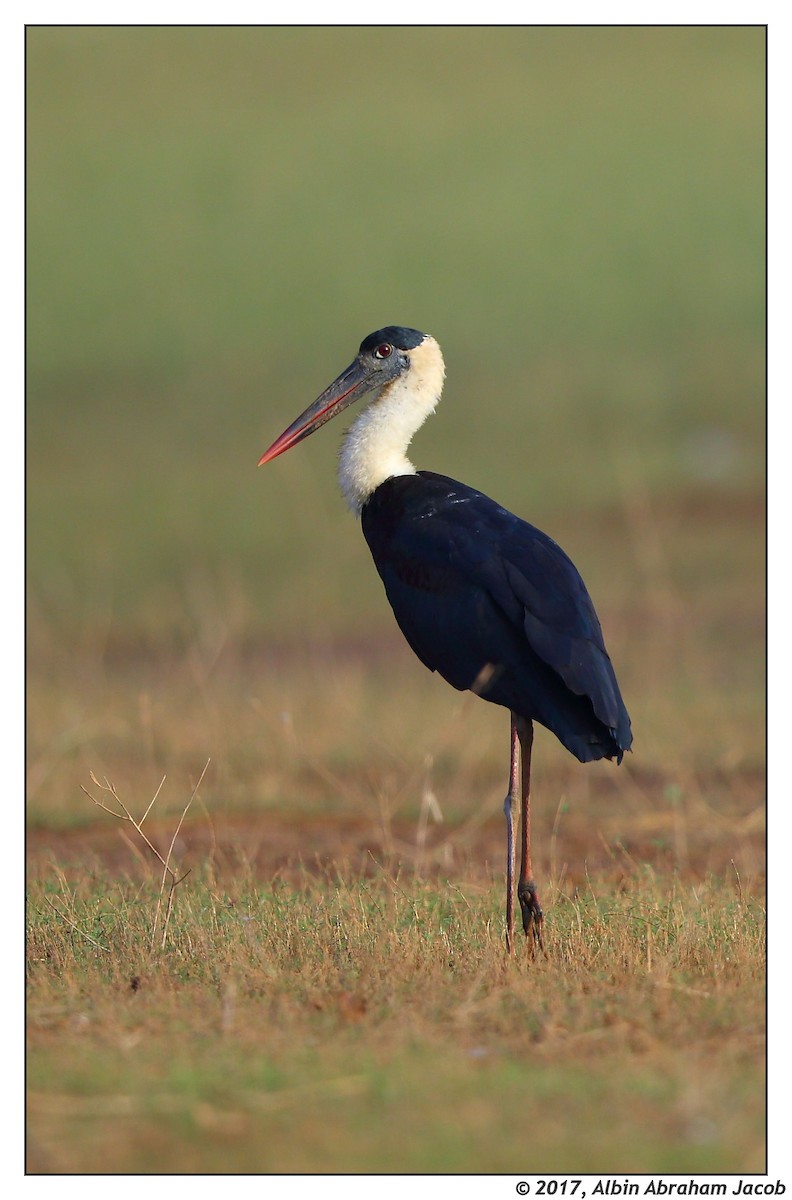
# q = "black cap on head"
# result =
<box><xmin>358</xmin><ymin>327</ymin><xmax>427</xmax><ymax>355</ymax></box>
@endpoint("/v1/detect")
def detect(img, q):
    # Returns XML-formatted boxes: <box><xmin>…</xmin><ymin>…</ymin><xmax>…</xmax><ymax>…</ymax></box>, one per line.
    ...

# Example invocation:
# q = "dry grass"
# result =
<box><xmin>25</xmin><ymin>483</ymin><xmax>766</xmax><ymax>1173</ymax></box>
<box><xmin>26</xmin><ymin>743</ymin><xmax>765</xmax><ymax>1174</ymax></box>
<box><xmin>27</xmin><ymin>860</ymin><xmax>765</xmax><ymax>1174</ymax></box>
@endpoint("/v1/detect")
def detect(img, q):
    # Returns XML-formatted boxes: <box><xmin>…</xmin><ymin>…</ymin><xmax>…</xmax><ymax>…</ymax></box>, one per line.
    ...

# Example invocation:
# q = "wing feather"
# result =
<box><xmin>362</xmin><ymin>471</ymin><xmax>632</xmax><ymax>759</ymax></box>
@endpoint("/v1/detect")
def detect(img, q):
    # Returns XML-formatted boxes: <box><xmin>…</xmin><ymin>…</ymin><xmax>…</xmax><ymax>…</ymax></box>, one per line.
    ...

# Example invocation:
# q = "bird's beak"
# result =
<box><xmin>258</xmin><ymin>356</ymin><xmax>380</xmax><ymax>466</ymax></box>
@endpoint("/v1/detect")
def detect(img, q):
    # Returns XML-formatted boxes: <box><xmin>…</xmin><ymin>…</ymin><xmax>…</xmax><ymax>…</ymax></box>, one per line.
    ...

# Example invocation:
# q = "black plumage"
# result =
<box><xmin>362</xmin><ymin>470</ymin><xmax>632</xmax><ymax>764</ymax></box>
<box><xmin>259</xmin><ymin>325</ymin><xmax>633</xmax><ymax>954</ymax></box>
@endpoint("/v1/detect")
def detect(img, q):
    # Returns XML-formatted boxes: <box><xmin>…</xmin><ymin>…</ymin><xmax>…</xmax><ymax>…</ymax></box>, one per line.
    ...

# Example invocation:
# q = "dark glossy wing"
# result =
<box><xmin>361</xmin><ymin>471</ymin><xmax>632</xmax><ymax>762</ymax></box>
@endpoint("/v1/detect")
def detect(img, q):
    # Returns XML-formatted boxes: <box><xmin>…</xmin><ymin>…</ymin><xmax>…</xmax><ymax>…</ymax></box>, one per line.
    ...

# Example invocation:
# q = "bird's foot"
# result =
<box><xmin>518</xmin><ymin>880</ymin><xmax>545</xmax><ymax>956</ymax></box>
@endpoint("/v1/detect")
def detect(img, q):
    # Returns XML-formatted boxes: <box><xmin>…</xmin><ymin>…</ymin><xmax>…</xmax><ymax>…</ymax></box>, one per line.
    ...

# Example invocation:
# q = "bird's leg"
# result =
<box><xmin>503</xmin><ymin>714</ymin><xmax>520</xmax><ymax>954</ymax></box>
<box><xmin>516</xmin><ymin>717</ymin><xmax>545</xmax><ymax>955</ymax></box>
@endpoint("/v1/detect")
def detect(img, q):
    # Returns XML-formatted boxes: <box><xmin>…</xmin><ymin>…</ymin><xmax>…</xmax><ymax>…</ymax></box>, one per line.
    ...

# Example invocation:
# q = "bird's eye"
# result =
<box><xmin>374</xmin><ymin>344</ymin><xmax>393</xmax><ymax>359</ymax></box>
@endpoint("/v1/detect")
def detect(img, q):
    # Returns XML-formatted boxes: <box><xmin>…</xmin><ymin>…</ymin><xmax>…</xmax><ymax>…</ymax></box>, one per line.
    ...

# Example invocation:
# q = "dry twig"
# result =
<box><xmin>80</xmin><ymin>760</ymin><xmax>210</xmax><ymax>952</ymax></box>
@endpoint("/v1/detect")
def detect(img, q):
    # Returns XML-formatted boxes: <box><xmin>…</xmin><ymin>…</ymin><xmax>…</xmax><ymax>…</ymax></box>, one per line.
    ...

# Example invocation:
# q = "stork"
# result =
<box><xmin>259</xmin><ymin>326</ymin><xmax>632</xmax><ymax>953</ymax></box>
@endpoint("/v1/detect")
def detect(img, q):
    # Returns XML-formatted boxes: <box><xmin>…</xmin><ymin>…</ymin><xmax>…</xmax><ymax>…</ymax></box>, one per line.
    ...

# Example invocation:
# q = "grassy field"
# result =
<box><xmin>26</xmin><ymin>27</ymin><xmax>765</xmax><ymax>1174</ymax></box>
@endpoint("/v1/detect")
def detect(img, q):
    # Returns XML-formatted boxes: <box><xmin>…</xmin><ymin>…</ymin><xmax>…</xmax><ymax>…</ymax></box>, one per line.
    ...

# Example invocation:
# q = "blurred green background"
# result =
<box><xmin>27</xmin><ymin>25</ymin><xmax>765</xmax><ymax>647</ymax></box>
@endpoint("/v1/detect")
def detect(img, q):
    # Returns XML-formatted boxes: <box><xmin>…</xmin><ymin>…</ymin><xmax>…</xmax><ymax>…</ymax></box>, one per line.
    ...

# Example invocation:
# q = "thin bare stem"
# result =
<box><xmin>138</xmin><ymin>774</ymin><xmax>168</xmax><ymax>828</ymax></box>
<box><xmin>81</xmin><ymin>761</ymin><xmax>211</xmax><ymax>956</ymax></box>
<box><xmin>152</xmin><ymin>760</ymin><xmax>210</xmax><ymax>952</ymax></box>
<box><xmin>82</xmin><ymin>774</ymin><xmax>171</xmax><ymax>874</ymax></box>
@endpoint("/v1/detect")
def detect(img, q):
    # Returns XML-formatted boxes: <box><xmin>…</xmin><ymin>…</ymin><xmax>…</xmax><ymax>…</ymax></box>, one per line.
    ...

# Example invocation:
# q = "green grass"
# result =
<box><xmin>27</xmin><ymin>864</ymin><xmax>765</xmax><ymax>1174</ymax></box>
<box><xmin>26</xmin><ymin>26</ymin><xmax>766</xmax><ymax>1175</ymax></box>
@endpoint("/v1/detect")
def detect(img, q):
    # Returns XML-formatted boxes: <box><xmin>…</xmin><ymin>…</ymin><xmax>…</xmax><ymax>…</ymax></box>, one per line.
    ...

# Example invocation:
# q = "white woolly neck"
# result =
<box><xmin>337</xmin><ymin>336</ymin><xmax>446</xmax><ymax>515</ymax></box>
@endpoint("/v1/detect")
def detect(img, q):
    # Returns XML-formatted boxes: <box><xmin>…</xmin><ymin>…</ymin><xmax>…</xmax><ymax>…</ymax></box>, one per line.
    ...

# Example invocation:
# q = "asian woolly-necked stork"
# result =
<box><xmin>259</xmin><ymin>326</ymin><xmax>632</xmax><ymax>953</ymax></box>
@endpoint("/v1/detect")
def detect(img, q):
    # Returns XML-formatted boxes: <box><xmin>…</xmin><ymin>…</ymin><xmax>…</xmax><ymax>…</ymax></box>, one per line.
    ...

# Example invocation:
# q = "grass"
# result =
<box><xmin>26</xmin><ymin>550</ymin><xmax>766</xmax><ymax>1174</ymax></box>
<box><xmin>27</xmin><ymin>848</ymin><xmax>764</xmax><ymax>1174</ymax></box>
<box><xmin>26</xmin><ymin>26</ymin><xmax>765</xmax><ymax>1176</ymax></box>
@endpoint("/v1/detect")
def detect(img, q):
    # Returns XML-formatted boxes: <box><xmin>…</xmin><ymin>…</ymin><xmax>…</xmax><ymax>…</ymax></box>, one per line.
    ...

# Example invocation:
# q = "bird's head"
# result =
<box><xmin>258</xmin><ymin>326</ymin><xmax>440</xmax><ymax>466</ymax></box>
